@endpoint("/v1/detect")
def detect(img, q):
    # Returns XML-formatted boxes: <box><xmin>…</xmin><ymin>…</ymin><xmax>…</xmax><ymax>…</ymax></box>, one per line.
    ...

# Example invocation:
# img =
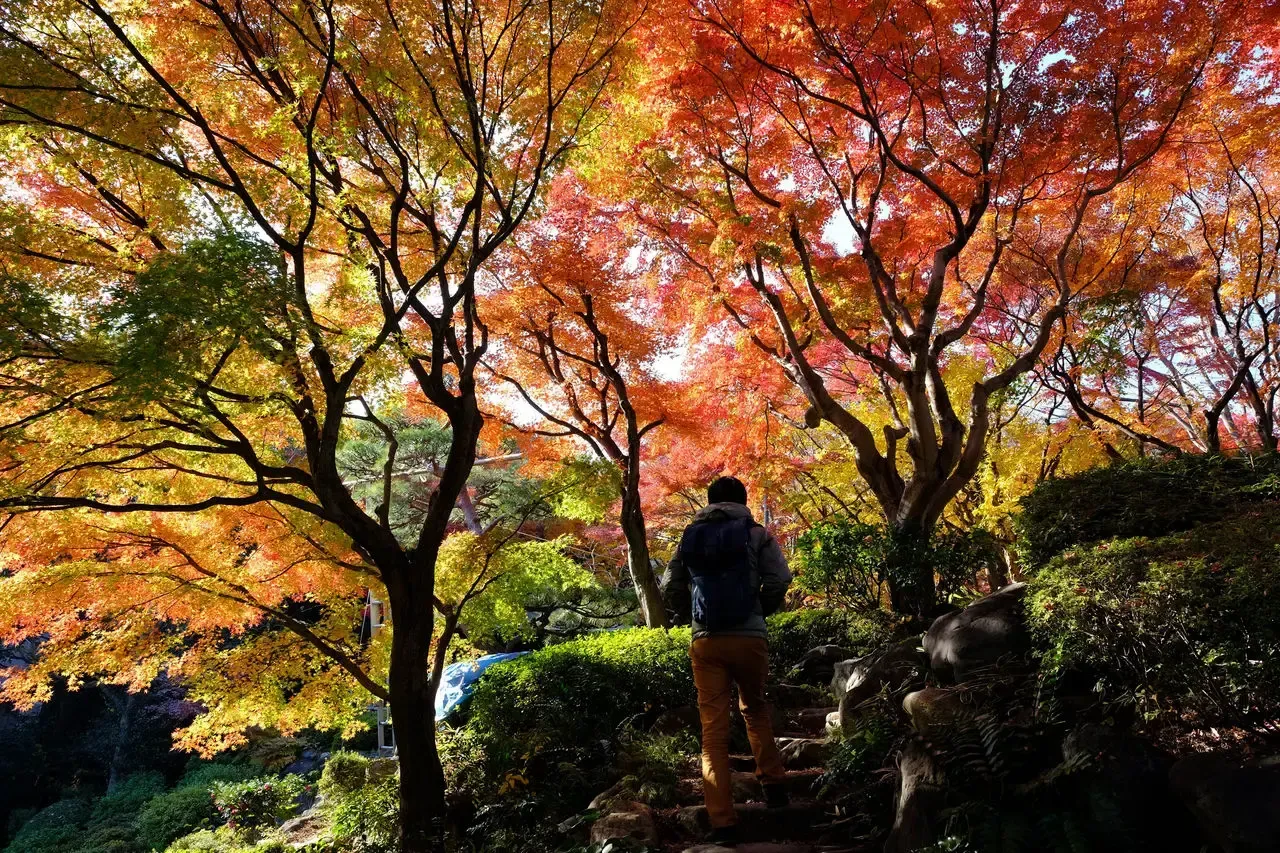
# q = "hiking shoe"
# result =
<box><xmin>764</xmin><ymin>782</ymin><xmax>790</xmax><ymax>809</ymax></box>
<box><xmin>706</xmin><ymin>824</ymin><xmax>740</xmax><ymax>846</ymax></box>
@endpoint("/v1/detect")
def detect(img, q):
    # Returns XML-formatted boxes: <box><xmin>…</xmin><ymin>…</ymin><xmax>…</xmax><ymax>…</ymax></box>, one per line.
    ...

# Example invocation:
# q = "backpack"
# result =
<box><xmin>679</xmin><ymin>515</ymin><xmax>760</xmax><ymax>631</ymax></box>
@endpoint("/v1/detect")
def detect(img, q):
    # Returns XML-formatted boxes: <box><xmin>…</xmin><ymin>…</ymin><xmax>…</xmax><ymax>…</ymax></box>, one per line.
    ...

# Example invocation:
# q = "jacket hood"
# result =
<box><xmin>694</xmin><ymin>501</ymin><xmax>755</xmax><ymax>523</ymax></box>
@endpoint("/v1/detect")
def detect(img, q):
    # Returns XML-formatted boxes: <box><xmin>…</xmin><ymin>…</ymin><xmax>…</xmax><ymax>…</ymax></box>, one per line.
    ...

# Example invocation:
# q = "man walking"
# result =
<box><xmin>663</xmin><ymin>476</ymin><xmax>792</xmax><ymax>846</ymax></box>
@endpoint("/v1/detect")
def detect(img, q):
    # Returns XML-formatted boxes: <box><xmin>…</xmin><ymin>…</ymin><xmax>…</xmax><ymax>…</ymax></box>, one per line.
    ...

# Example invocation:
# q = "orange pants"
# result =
<box><xmin>690</xmin><ymin>635</ymin><xmax>786</xmax><ymax>827</ymax></box>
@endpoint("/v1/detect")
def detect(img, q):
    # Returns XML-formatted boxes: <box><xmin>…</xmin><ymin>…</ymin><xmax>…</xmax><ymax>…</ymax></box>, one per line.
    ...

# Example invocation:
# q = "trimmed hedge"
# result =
<box><xmin>3</xmin><ymin>798</ymin><xmax>91</xmax><ymax>853</ymax></box>
<box><xmin>1017</xmin><ymin>454</ymin><xmax>1280</xmax><ymax>566</ymax></box>
<box><xmin>1028</xmin><ymin>503</ymin><xmax>1280</xmax><ymax>725</ymax></box>
<box><xmin>466</xmin><ymin>627</ymin><xmax>695</xmax><ymax>772</ymax></box>
<box><xmin>765</xmin><ymin>609</ymin><xmax>897</xmax><ymax>675</ymax></box>
<box><xmin>137</xmin><ymin>786</ymin><xmax>218</xmax><ymax>852</ymax></box>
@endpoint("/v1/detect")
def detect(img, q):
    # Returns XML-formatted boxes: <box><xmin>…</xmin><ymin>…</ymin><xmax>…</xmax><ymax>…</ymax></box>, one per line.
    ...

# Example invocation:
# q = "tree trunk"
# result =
<box><xmin>620</xmin><ymin>481</ymin><xmax>667</xmax><ymax>628</ymax></box>
<box><xmin>104</xmin><ymin>687</ymin><xmax>136</xmax><ymax>791</ymax></box>
<box><xmin>383</xmin><ymin>393</ymin><xmax>485</xmax><ymax>853</ymax></box>
<box><xmin>388</xmin><ymin>598</ymin><xmax>447</xmax><ymax>853</ymax></box>
<box><xmin>881</xmin><ymin>519</ymin><xmax>936</xmax><ymax>624</ymax></box>
<box><xmin>1205</xmin><ymin>409</ymin><xmax>1223</xmax><ymax>454</ymax></box>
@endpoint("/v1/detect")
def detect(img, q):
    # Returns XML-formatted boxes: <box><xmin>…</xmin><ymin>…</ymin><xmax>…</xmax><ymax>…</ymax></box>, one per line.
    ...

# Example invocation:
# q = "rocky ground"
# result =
<box><xmin>587</xmin><ymin>685</ymin><xmax>874</xmax><ymax>853</ymax></box>
<box><xmin>587</xmin><ymin>582</ymin><xmax>1280</xmax><ymax>853</ymax></box>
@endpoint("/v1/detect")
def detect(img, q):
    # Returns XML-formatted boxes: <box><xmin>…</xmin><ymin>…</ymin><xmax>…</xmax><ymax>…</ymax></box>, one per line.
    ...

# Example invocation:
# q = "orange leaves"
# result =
<box><xmin>0</xmin><ymin>503</ymin><xmax>371</xmax><ymax>733</ymax></box>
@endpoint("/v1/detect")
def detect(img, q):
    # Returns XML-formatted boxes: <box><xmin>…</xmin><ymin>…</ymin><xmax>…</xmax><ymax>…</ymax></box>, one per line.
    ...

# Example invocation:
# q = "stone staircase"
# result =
<box><xmin>657</xmin><ymin>741</ymin><xmax>869</xmax><ymax>853</ymax></box>
<box><xmin>588</xmin><ymin>683</ymin><xmax>878</xmax><ymax>853</ymax></box>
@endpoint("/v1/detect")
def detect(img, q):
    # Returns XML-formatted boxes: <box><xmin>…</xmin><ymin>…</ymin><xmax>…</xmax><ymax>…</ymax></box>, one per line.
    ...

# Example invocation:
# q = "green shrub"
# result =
<box><xmin>320</xmin><ymin>757</ymin><xmax>398</xmax><ymax>853</ymax></box>
<box><xmin>179</xmin><ymin>762</ymin><xmax>259</xmax><ymax>791</ymax></box>
<box><xmin>819</xmin><ymin>710</ymin><xmax>895</xmax><ymax>793</ymax></box>
<box><xmin>461</xmin><ymin>628</ymin><xmax>693</xmax><ymax>846</ymax></box>
<box><xmin>90</xmin><ymin>771</ymin><xmax>167</xmax><ymax>826</ymax></box>
<box><xmin>438</xmin><ymin>725</ymin><xmax>487</xmax><ymax>797</ymax></box>
<box><xmin>3</xmin><ymin>798</ymin><xmax>92</xmax><ymax>853</ymax></box>
<box><xmin>318</xmin><ymin>751</ymin><xmax>369</xmax><ymax>798</ymax></box>
<box><xmin>163</xmin><ymin>828</ymin><xmax>260</xmax><ymax>853</ymax></box>
<box><xmin>1017</xmin><ymin>453</ymin><xmax>1280</xmax><ymax>566</ymax></box>
<box><xmin>467</xmin><ymin>627</ymin><xmax>694</xmax><ymax>776</ymax></box>
<box><xmin>1028</xmin><ymin>505</ymin><xmax>1280</xmax><ymax>725</ymax></box>
<box><xmin>612</xmin><ymin>730</ymin><xmax>697</xmax><ymax>808</ymax></box>
<box><xmin>794</xmin><ymin>518</ymin><xmax>1002</xmax><ymax>613</ymax></box>
<box><xmin>210</xmin><ymin>775</ymin><xmax>308</xmax><ymax>831</ymax></box>
<box><xmin>317</xmin><ymin>750</ymin><xmax>400</xmax><ymax>851</ymax></box>
<box><xmin>77</xmin><ymin>822</ymin><xmax>140</xmax><ymax>853</ymax></box>
<box><xmin>138</xmin><ymin>785</ymin><xmax>219</xmax><ymax>851</ymax></box>
<box><xmin>5</xmin><ymin>807</ymin><xmax>36</xmax><ymax>838</ymax></box>
<box><xmin>765</xmin><ymin>609</ymin><xmax>897</xmax><ymax>675</ymax></box>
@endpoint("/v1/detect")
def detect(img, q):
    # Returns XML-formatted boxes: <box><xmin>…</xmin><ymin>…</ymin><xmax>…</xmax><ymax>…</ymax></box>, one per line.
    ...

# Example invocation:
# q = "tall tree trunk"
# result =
<box><xmin>881</xmin><ymin>518</ymin><xmax>937</xmax><ymax>624</ymax></box>
<box><xmin>620</xmin><ymin>475</ymin><xmax>666</xmax><ymax>628</ymax></box>
<box><xmin>1244</xmin><ymin>375</ymin><xmax>1278</xmax><ymax>452</ymax></box>
<box><xmin>384</xmin><ymin>393</ymin><xmax>484</xmax><ymax>853</ymax></box>
<box><xmin>1205</xmin><ymin>409</ymin><xmax>1223</xmax><ymax>454</ymax></box>
<box><xmin>103</xmin><ymin>687</ymin><xmax>136</xmax><ymax>791</ymax></box>
<box><xmin>388</xmin><ymin>593</ymin><xmax>447</xmax><ymax>853</ymax></box>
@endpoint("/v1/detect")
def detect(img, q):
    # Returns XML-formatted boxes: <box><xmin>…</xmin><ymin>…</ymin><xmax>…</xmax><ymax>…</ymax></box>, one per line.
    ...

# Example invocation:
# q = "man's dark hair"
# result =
<box><xmin>707</xmin><ymin>476</ymin><xmax>748</xmax><ymax>506</ymax></box>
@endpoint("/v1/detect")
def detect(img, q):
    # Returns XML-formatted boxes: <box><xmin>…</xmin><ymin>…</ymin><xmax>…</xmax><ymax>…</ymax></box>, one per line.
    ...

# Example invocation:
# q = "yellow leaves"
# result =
<box><xmin>435</xmin><ymin>530</ymin><xmax>593</xmax><ymax>645</ymax></box>
<box><xmin>498</xmin><ymin>771</ymin><xmax>529</xmax><ymax>795</ymax></box>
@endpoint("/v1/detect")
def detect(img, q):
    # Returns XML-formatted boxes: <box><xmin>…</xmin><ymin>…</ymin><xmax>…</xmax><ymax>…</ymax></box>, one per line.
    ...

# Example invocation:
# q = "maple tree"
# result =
<box><xmin>484</xmin><ymin>179</ymin><xmax>685</xmax><ymax>627</ymax></box>
<box><xmin>1049</xmin><ymin>130</ymin><xmax>1280</xmax><ymax>455</ymax></box>
<box><xmin>0</xmin><ymin>0</ymin><xmax>639</xmax><ymax>847</ymax></box>
<box><xmin>626</xmin><ymin>0</ymin><xmax>1272</xmax><ymax>615</ymax></box>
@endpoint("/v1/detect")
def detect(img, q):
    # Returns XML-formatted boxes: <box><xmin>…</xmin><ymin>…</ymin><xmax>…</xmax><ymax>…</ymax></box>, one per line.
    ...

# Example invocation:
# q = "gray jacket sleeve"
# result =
<box><xmin>662</xmin><ymin>550</ymin><xmax>692</xmax><ymax>626</ymax></box>
<box><xmin>756</xmin><ymin>530</ymin><xmax>792</xmax><ymax>617</ymax></box>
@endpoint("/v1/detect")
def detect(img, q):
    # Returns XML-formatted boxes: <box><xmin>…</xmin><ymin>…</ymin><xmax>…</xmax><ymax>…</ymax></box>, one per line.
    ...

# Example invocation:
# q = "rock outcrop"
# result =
<box><xmin>1170</xmin><ymin>752</ymin><xmax>1280</xmax><ymax>853</ymax></box>
<box><xmin>923</xmin><ymin>582</ymin><xmax>1029</xmax><ymax>684</ymax></box>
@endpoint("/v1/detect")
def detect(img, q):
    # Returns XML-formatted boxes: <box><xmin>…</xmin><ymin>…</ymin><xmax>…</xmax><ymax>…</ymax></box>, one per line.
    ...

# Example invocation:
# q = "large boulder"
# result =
<box><xmin>902</xmin><ymin>686</ymin><xmax>971</xmax><ymax>734</ymax></box>
<box><xmin>923</xmin><ymin>582</ymin><xmax>1029</xmax><ymax>684</ymax></box>
<box><xmin>791</xmin><ymin>645</ymin><xmax>859</xmax><ymax>685</ymax></box>
<box><xmin>651</xmin><ymin>704</ymin><xmax>701</xmax><ymax>736</ymax></box>
<box><xmin>1169</xmin><ymin>752</ymin><xmax>1280</xmax><ymax>853</ymax></box>
<box><xmin>833</xmin><ymin>639</ymin><xmax>928</xmax><ymax>733</ymax></box>
<box><xmin>778</xmin><ymin>737</ymin><xmax>832</xmax><ymax>769</ymax></box>
<box><xmin>279</xmin><ymin>805</ymin><xmax>327</xmax><ymax>848</ymax></box>
<box><xmin>283</xmin><ymin>748</ymin><xmax>327</xmax><ymax>777</ymax></box>
<box><xmin>792</xmin><ymin>707</ymin><xmax>837</xmax><ymax>736</ymax></box>
<box><xmin>590</xmin><ymin>802</ymin><xmax>660</xmax><ymax>847</ymax></box>
<box><xmin>769</xmin><ymin>682</ymin><xmax>825</xmax><ymax>710</ymax></box>
<box><xmin>884</xmin><ymin>741</ymin><xmax>943</xmax><ymax>853</ymax></box>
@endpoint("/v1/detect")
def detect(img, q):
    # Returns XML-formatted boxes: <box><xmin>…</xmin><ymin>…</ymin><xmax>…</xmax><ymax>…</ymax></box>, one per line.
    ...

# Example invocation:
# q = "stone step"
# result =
<box><xmin>675</xmin><ymin>802</ymin><xmax>828</xmax><ymax>842</ymax></box>
<box><xmin>778</xmin><ymin>737</ymin><xmax>834</xmax><ymax>770</ymax></box>
<box><xmin>675</xmin><ymin>769</ymin><xmax>823</xmax><ymax>805</ymax></box>
<box><xmin>789</xmin><ymin>707</ymin><xmax>838</xmax><ymax>736</ymax></box>
<box><xmin>769</xmin><ymin>682</ymin><xmax>829</xmax><ymax>710</ymax></box>
<box><xmin>729</xmin><ymin>740</ymin><xmax>832</xmax><ymax>772</ymax></box>
<box><xmin>680</xmin><ymin>840</ymin><xmax>860</xmax><ymax>845</ymax></box>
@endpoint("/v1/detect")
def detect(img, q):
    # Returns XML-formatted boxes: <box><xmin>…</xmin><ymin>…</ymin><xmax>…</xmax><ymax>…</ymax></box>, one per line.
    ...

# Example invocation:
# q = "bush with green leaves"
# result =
<box><xmin>609</xmin><ymin>730</ymin><xmax>698</xmax><ymax>809</ymax></box>
<box><xmin>1016</xmin><ymin>453</ymin><xmax>1280</xmax><ymax>566</ymax></box>
<box><xmin>794</xmin><ymin>518</ymin><xmax>1003</xmax><ymax>614</ymax></box>
<box><xmin>1028</xmin><ymin>504</ymin><xmax>1280</xmax><ymax>727</ymax></box>
<box><xmin>2</xmin><ymin>797</ymin><xmax>92</xmax><ymax>853</ymax></box>
<box><xmin>178</xmin><ymin>761</ymin><xmax>261</xmax><ymax>790</ymax></box>
<box><xmin>460</xmin><ymin>628</ymin><xmax>694</xmax><ymax>847</ymax></box>
<box><xmin>162</xmin><ymin>827</ymin><xmax>276</xmax><ymax>853</ymax></box>
<box><xmin>90</xmin><ymin>772</ymin><xmax>168</xmax><ymax>825</ymax></box>
<box><xmin>3</xmin><ymin>772</ymin><xmax>175</xmax><ymax>853</ymax></box>
<box><xmin>317</xmin><ymin>753</ymin><xmax>398</xmax><ymax>853</ymax></box>
<box><xmin>765</xmin><ymin>608</ymin><xmax>897</xmax><ymax>675</ymax></box>
<box><xmin>466</xmin><ymin>627</ymin><xmax>694</xmax><ymax>776</ymax></box>
<box><xmin>210</xmin><ymin>775</ymin><xmax>308</xmax><ymax>832</ymax></box>
<box><xmin>137</xmin><ymin>785</ymin><xmax>220</xmax><ymax>851</ymax></box>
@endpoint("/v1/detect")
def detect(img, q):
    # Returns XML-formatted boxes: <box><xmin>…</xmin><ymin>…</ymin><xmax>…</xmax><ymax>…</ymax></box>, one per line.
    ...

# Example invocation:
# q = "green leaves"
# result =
<box><xmin>105</xmin><ymin>230</ymin><xmax>292</xmax><ymax>400</ymax></box>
